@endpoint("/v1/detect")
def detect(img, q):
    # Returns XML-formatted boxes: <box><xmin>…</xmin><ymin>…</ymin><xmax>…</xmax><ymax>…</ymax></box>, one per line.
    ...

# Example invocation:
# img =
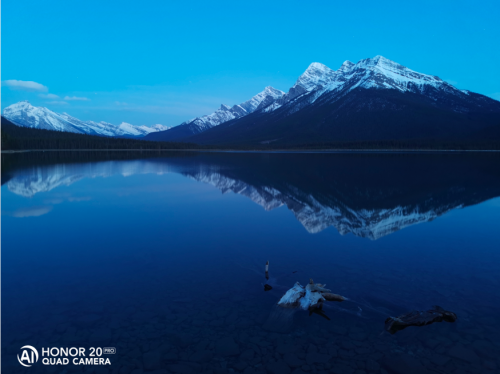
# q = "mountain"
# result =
<box><xmin>182</xmin><ymin>56</ymin><xmax>500</xmax><ymax>146</ymax></box>
<box><xmin>144</xmin><ymin>86</ymin><xmax>284</xmax><ymax>142</ymax></box>
<box><xmin>2</xmin><ymin>101</ymin><xmax>170</xmax><ymax>137</ymax></box>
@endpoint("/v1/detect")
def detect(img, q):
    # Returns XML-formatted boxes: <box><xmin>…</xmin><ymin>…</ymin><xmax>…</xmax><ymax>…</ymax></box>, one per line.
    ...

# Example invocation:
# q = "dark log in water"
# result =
<box><xmin>322</xmin><ymin>292</ymin><xmax>346</xmax><ymax>302</ymax></box>
<box><xmin>385</xmin><ymin>306</ymin><xmax>457</xmax><ymax>334</ymax></box>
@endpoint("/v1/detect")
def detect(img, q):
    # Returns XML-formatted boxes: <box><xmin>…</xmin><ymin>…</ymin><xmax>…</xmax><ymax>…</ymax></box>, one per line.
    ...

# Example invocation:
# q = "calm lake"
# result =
<box><xmin>2</xmin><ymin>151</ymin><xmax>500</xmax><ymax>374</ymax></box>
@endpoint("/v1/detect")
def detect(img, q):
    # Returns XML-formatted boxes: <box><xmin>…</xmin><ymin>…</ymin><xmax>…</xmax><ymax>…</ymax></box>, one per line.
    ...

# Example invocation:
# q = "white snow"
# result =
<box><xmin>151</xmin><ymin>124</ymin><xmax>171</xmax><ymax>131</ymax></box>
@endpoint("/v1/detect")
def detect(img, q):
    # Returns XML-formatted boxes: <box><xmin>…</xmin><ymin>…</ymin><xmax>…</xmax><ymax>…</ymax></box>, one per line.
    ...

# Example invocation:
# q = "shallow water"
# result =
<box><xmin>2</xmin><ymin>151</ymin><xmax>500</xmax><ymax>374</ymax></box>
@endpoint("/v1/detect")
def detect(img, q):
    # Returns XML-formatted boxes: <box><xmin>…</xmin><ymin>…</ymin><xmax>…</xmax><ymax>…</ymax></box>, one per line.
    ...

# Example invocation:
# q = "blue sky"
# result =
<box><xmin>2</xmin><ymin>0</ymin><xmax>499</xmax><ymax>127</ymax></box>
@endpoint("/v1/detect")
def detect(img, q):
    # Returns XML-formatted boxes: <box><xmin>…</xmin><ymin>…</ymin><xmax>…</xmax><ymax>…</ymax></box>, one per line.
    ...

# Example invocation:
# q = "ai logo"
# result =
<box><xmin>18</xmin><ymin>345</ymin><xmax>39</xmax><ymax>367</ymax></box>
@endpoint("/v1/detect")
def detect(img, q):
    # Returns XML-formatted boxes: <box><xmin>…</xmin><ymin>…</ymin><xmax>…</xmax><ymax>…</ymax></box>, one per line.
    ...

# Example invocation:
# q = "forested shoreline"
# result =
<box><xmin>2</xmin><ymin>116</ymin><xmax>500</xmax><ymax>151</ymax></box>
<box><xmin>1</xmin><ymin>117</ymin><xmax>200</xmax><ymax>151</ymax></box>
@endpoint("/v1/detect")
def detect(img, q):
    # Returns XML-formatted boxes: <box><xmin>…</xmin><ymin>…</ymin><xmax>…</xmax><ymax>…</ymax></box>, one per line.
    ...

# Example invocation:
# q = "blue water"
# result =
<box><xmin>2</xmin><ymin>151</ymin><xmax>500</xmax><ymax>374</ymax></box>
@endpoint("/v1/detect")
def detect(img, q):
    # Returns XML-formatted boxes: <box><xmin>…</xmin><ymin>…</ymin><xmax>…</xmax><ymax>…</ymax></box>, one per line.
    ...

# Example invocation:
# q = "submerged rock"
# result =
<box><xmin>385</xmin><ymin>306</ymin><xmax>457</xmax><ymax>334</ymax></box>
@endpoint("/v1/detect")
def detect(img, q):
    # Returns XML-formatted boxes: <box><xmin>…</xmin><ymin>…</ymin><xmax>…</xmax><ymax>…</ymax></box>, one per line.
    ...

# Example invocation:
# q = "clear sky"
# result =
<box><xmin>2</xmin><ymin>0</ymin><xmax>499</xmax><ymax>128</ymax></box>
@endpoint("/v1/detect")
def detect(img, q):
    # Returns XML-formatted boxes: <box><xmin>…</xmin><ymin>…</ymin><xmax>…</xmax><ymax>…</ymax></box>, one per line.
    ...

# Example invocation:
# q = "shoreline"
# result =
<box><xmin>2</xmin><ymin>148</ymin><xmax>500</xmax><ymax>154</ymax></box>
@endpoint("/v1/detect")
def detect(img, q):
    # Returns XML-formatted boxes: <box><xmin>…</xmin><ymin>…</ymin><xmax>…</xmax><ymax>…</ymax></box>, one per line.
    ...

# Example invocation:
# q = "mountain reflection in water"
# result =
<box><xmin>3</xmin><ymin>151</ymin><xmax>500</xmax><ymax>240</ymax></box>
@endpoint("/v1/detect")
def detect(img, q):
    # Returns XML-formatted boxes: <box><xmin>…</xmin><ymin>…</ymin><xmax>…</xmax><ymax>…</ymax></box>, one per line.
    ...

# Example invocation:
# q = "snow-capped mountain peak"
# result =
<box><xmin>265</xmin><ymin>55</ymin><xmax>473</xmax><ymax>116</ymax></box>
<box><xmin>118</xmin><ymin>122</ymin><xmax>134</xmax><ymax>128</ymax></box>
<box><xmin>347</xmin><ymin>55</ymin><xmax>465</xmax><ymax>95</ymax></box>
<box><xmin>297</xmin><ymin>62</ymin><xmax>336</xmax><ymax>88</ymax></box>
<box><xmin>7</xmin><ymin>100</ymin><xmax>31</xmax><ymax>110</ymax></box>
<box><xmin>310</xmin><ymin>62</ymin><xmax>330</xmax><ymax>70</ymax></box>
<box><xmin>339</xmin><ymin>60</ymin><xmax>354</xmax><ymax>71</ymax></box>
<box><xmin>4</xmin><ymin>100</ymin><xmax>39</xmax><ymax>116</ymax></box>
<box><xmin>239</xmin><ymin>86</ymin><xmax>285</xmax><ymax>113</ymax></box>
<box><xmin>281</xmin><ymin>62</ymin><xmax>339</xmax><ymax>103</ymax></box>
<box><xmin>264</xmin><ymin>86</ymin><xmax>284</xmax><ymax>96</ymax></box>
<box><xmin>3</xmin><ymin>101</ymin><xmax>86</xmax><ymax>133</ymax></box>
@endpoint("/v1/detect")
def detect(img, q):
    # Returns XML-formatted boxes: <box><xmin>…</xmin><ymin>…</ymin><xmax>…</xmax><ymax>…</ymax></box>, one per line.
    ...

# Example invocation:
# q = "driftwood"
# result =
<box><xmin>278</xmin><ymin>278</ymin><xmax>346</xmax><ymax>311</ymax></box>
<box><xmin>385</xmin><ymin>306</ymin><xmax>457</xmax><ymax>334</ymax></box>
<box><xmin>323</xmin><ymin>293</ymin><xmax>346</xmax><ymax>302</ymax></box>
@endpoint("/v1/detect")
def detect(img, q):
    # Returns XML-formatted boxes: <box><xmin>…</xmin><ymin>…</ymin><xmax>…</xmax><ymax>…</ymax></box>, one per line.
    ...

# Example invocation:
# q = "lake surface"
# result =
<box><xmin>2</xmin><ymin>151</ymin><xmax>500</xmax><ymax>374</ymax></box>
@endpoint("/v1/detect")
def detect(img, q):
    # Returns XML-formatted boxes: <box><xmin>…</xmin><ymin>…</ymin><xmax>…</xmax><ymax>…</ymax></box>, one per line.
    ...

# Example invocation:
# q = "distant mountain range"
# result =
<box><xmin>146</xmin><ymin>55</ymin><xmax>500</xmax><ymax>146</ymax></box>
<box><xmin>2</xmin><ymin>101</ymin><xmax>170</xmax><ymax>137</ymax></box>
<box><xmin>4</xmin><ymin>55</ymin><xmax>500</xmax><ymax>146</ymax></box>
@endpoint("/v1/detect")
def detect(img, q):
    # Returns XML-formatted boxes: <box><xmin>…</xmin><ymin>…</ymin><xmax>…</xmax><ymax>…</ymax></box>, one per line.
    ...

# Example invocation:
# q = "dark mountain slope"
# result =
<box><xmin>145</xmin><ymin>123</ymin><xmax>201</xmax><ymax>142</ymax></box>
<box><xmin>186</xmin><ymin>87</ymin><xmax>500</xmax><ymax>146</ymax></box>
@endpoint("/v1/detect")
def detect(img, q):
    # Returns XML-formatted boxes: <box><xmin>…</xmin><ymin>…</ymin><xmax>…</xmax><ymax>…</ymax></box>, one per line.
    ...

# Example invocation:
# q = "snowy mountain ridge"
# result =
<box><xmin>2</xmin><ymin>101</ymin><xmax>170</xmax><ymax>137</ymax></box>
<box><xmin>178</xmin><ymin>86</ymin><xmax>285</xmax><ymax>134</ymax></box>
